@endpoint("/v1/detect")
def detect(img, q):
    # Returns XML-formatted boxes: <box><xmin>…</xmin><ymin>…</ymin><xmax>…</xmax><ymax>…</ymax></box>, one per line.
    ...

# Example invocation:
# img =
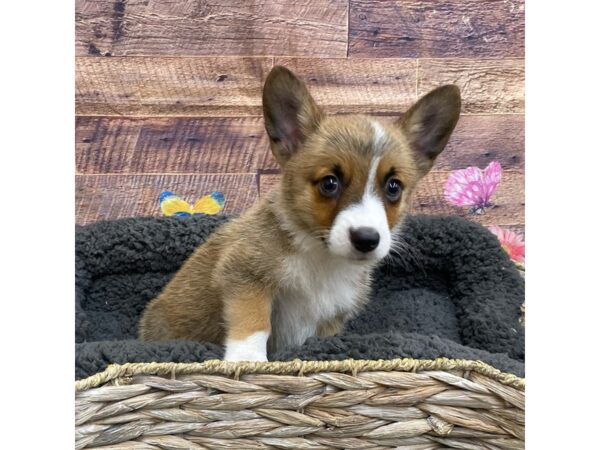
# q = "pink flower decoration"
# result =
<box><xmin>488</xmin><ymin>225</ymin><xmax>525</xmax><ymax>264</ymax></box>
<box><xmin>444</xmin><ymin>161</ymin><xmax>502</xmax><ymax>213</ymax></box>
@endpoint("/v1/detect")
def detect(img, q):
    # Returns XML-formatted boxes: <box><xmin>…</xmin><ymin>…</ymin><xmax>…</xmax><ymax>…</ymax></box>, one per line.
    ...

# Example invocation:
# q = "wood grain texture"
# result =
<box><xmin>76</xmin><ymin>117</ymin><xmax>270</xmax><ymax>174</ymax></box>
<box><xmin>349</xmin><ymin>0</ymin><xmax>524</xmax><ymax>58</ymax></box>
<box><xmin>273</xmin><ymin>58</ymin><xmax>418</xmax><ymax>115</ymax></box>
<box><xmin>73</xmin><ymin>1</ymin><xmax>525</xmax><ymax>232</ymax></box>
<box><xmin>260</xmin><ymin>115</ymin><xmax>524</xmax><ymax>171</ymax></box>
<box><xmin>418</xmin><ymin>59</ymin><xmax>524</xmax><ymax>114</ymax></box>
<box><xmin>76</xmin><ymin>174</ymin><xmax>258</xmax><ymax>225</ymax></box>
<box><xmin>257</xmin><ymin>174</ymin><xmax>281</xmax><ymax>198</ymax></box>
<box><xmin>76</xmin><ymin>0</ymin><xmax>348</xmax><ymax>57</ymax></box>
<box><xmin>413</xmin><ymin>171</ymin><xmax>524</xmax><ymax>226</ymax></box>
<box><xmin>436</xmin><ymin>115</ymin><xmax>524</xmax><ymax>170</ymax></box>
<box><xmin>259</xmin><ymin>171</ymin><xmax>524</xmax><ymax>228</ymax></box>
<box><xmin>76</xmin><ymin>58</ymin><xmax>522</xmax><ymax>117</ymax></box>
<box><xmin>75</xmin><ymin>57</ymin><xmax>271</xmax><ymax>116</ymax></box>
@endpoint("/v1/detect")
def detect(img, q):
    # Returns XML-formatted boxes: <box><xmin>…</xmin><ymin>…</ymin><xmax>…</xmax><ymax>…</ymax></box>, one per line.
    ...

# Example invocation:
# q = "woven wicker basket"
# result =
<box><xmin>75</xmin><ymin>358</ymin><xmax>524</xmax><ymax>449</ymax></box>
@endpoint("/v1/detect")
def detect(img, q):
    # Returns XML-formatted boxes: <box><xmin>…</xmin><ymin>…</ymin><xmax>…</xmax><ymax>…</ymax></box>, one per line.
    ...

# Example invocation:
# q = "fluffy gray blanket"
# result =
<box><xmin>75</xmin><ymin>214</ymin><xmax>524</xmax><ymax>380</ymax></box>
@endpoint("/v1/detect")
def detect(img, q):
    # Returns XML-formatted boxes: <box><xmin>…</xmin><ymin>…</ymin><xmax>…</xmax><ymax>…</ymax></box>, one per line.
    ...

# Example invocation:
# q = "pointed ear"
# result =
<box><xmin>262</xmin><ymin>66</ymin><xmax>323</xmax><ymax>165</ymax></box>
<box><xmin>399</xmin><ymin>85</ymin><xmax>461</xmax><ymax>172</ymax></box>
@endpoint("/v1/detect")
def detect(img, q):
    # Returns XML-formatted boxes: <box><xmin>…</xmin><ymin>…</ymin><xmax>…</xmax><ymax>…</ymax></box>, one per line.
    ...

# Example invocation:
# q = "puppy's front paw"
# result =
<box><xmin>223</xmin><ymin>331</ymin><xmax>269</xmax><ymax>362</ymax></box>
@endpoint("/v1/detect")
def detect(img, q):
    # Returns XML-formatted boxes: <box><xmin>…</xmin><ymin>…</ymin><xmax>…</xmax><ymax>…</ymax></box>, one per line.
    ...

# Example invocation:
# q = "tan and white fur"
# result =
<box><xmin>139</xmin><ymin>66</ymin><xmax>461</xmax><ymax>361</ymax></box>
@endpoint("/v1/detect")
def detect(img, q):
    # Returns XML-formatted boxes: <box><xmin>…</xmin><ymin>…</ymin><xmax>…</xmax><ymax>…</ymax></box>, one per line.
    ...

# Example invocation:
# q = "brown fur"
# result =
<box><xmin>138</xmin><ymin>66</ymin><xmax>461</xmax><ymax>355</ymax></box>
<box><xmin>139</xmin><ymin>201</ymin><xmax>290</xmax><ymax>344</ymax></box>
<box><xmin>316</xmin><ymin>315</ymin><xmax>346</xmax><ymax>337</ymax></box>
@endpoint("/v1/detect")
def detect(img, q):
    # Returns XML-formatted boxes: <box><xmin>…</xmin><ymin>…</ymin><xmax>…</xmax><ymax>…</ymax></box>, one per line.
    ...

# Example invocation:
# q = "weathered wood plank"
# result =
<box><xmin>258</xmin><ymin>171</ymin><xmax>524</xmax><ymax>227</ymax></box>
<box><xmin>260</xmin><ymin>115</ymin><xmax>524</xmax><ymax>171</ymax></box>
<box><xmin>75</xmin><ymin>57</ymin><xmax>271</xmax><ymax>116</ymax></box>
<box><xmin>78</xmin><ymin>58</ymin><xmax>521</xmax><ymax>117</ymax></box>
<box><xmin>258</xmin><ymin>174</ymin><xmax>281</xmax><ymax>198</ymax></box>
<box><xmin>76</xmin><ymin>0</ymin><xmax>348</xmax><ymax>57</ymax></box>
<box><xmin>77</xmin><ymin>113</ymin><xmax>523</xmax><ymax>175</ymax></box>
<box><xmin>349</xmin><ymin>0</ymin><xmax>524</xmax><ymax>58</ymax></box>
<box><xmin>274</xmin><ymin>58</ymin><xmax>418</xmax><ymax>115</ymax></box>
<box><xmin>80</xmin><ymin>57</ymin><xmax>522</xmax><ymax>118</ymax></box>
<box><xmin>75</xmin><ymin>174</ymin><xmax>257</xmax><ymax>225</ymax></box>
<box><xmin>442</xmin><ymin>115</ymin><xmax>524</xmax><ymax>170</ymax></box>
<box><xmin>76</xmin><ymin>117</ymin><xmax>270</xmax><ymax>174</ymax></box>
<box><xmin>76</xmin><ymin>57</ymin><xmax>418</xmax><ymax>117</ymax></box>
<box><xmin>418</xmin><ymin>59</ymin><xmax>524</xmax><ymax>114</ymax></box>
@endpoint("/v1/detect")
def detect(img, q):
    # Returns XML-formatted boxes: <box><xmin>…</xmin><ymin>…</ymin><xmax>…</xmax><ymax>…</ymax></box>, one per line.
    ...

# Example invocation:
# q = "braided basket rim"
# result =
<box><xmin>75</xmin><ymin>357</ymin><xmax>525</xmax><ymax>392</ymax></box>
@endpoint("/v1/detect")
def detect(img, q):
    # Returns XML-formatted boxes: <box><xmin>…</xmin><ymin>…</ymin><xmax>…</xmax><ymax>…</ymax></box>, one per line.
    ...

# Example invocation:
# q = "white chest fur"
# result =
<box><xmin>270</xmin><ymin>248</ymin><xmax>371</xmax><ymax>352</ymax></box>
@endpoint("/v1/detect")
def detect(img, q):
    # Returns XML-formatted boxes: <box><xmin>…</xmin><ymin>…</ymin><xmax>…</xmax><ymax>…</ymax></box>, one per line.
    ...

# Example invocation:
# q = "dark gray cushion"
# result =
<box><xmin>75</xmin><ymin>214</ymin><xmax>525</xmax><ymax>380</ymax></box>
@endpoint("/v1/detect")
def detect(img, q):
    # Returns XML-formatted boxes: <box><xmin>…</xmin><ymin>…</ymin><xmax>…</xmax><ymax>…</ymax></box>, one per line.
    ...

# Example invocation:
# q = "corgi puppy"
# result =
<box><xmin>139</xmin><ymin>66</ymin><xmax>461</xmax><ymax>361</ymax></box>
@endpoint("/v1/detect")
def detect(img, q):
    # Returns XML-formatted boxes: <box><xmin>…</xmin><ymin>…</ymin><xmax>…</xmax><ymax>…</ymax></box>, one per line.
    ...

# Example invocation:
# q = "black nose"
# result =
<box><xmin>350</xmin><ymin>227</ymin><xmax>380</xmax><ymax>253</ymax></box>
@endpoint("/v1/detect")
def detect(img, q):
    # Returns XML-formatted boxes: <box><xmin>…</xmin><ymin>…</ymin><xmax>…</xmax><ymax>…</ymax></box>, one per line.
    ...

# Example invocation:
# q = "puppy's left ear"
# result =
<box><xmin>263</xmin><ymin>66</ymin><xmax>323</xmax><ymax>166</ymax></box>
<box><xmin>399</xmin><ymin>85</ymin><xmax>461</xmax><ymax>173</ymax></box>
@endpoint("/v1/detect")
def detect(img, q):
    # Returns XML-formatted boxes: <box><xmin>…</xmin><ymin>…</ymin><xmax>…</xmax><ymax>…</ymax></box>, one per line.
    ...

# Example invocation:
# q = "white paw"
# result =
<box><xmin>224</xmin><ymin>331</ymin><xmax>269</xmax><ymax>362</ymax></box>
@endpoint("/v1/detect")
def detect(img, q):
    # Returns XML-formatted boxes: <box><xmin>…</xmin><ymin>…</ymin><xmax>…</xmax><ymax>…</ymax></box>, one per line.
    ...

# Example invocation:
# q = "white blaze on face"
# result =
<box><xmin>327</xmin><ymin>120</ymin><xmax>392</xmax><ymax>261</ymax></box>
<box><xmin>371</xmin><ymin>120</ymin><xmax>387</xmax><ymax>150</ymax></box>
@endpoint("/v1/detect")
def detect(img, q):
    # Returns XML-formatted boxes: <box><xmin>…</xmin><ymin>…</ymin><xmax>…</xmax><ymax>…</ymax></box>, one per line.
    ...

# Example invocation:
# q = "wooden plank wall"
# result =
<box><xmin>76</xmin><ymin>0</ymin><xmax>525</xmax><ymax>235</ymax></box>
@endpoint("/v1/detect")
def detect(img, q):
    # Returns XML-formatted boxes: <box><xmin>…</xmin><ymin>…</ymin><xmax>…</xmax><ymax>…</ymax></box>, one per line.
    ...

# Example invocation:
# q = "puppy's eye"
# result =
<box><xmin>319</xmin><ymin>175</ymin><xmax>340</xmax><ymax>197</ymax></box>
<box><xmin>385</xmin><ymin>178</ymin><xmax>403</xmax><ymax>202</ymax></box>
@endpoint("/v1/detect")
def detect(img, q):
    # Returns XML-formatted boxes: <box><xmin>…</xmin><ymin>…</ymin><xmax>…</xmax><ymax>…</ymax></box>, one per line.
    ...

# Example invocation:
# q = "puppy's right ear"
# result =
<box><xmin>398</xmin><ymin>85</ymin><xmax>461</xmax><ymax>174</ymax></box>
<box><xmin>263</xmin><ymin>66</ymin><xmax>323</xmax><ymax>165</ymax></box>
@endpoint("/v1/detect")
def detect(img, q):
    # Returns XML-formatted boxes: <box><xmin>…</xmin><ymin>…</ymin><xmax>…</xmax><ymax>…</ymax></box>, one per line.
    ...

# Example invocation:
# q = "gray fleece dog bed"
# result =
<box><xmin>75</xmin><ymin>214</ymin><xmax>524</xmax><ymax>380</ymax></box>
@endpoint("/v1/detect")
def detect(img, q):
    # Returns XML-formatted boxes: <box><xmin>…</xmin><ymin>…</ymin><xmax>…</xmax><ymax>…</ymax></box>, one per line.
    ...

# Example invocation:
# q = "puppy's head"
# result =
<box><xmin>263</xmin><ymin>66</ymin><xmax>460</xmax><ymax>262</ymax></box>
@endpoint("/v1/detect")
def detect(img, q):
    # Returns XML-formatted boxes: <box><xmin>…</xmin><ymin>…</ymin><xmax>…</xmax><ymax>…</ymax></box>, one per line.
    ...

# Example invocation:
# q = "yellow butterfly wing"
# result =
<box><xmin>192</xmin><ymin>192</ymin><xmax>225</xmax><ymax>215</ymax></box>
<box><xmin>159</xmin><ymin>192</ymin><xmax>193</xmax><ymax>217</ymax></box>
